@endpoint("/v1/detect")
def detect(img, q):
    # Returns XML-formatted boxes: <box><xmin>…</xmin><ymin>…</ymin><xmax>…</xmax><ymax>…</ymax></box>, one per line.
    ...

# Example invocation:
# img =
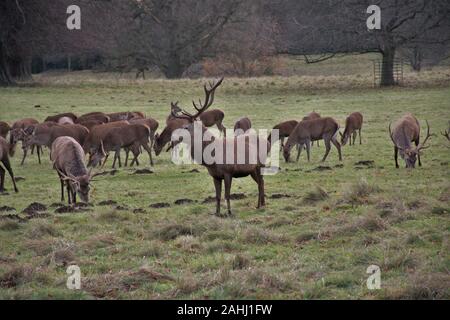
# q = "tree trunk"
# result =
<box><xmin>0</xmin><ymin>41</ymin><xmax>14</xmax><ymax>86</ymax></box>
<box><xmin>161</xmin><ymin>54</ymin><xmax>186</xmax><ymax>79</ymax></box>
<box><xmin>380</xmin><ymin>48</ymin><xmax>396</xmax><ymax>86</ymax></box>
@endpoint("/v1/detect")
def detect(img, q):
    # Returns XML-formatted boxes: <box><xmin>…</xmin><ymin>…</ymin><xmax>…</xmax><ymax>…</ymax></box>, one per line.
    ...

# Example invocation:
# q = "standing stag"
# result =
<box><xmin>389</xmin><ymin>114</ymin><xmax>432</xmax><ymax>168</ymax></box>
<box><xmin>171</xmin><ymin>78</ymin><xmax>268</xmax><ymax>216</ymax></box>
<box><xmin>0</xmin><ymin>137</ymin><xmax>18</xmax><ymax>193</ymax></box>
<box><xmin>340</xmin><ymin>112</ymin><xmax>363</xmax><ymax>145</ymax></box>
<box><xmin>51</xmin><ymin>136</ymin><xmax>93</xmax><ymax>204</ymax></box>
<box><xmin>0</xmin><ymin>121</ymin><xmax>10</xmax><ymax>139</ymax></box>
<box><xmin>233</xmin><ymin>117</ymin><xmax>252</xmax><ymax>136</ymax></box>
<box><xmin>283</xmin><ymin>117</ymin><xmax>342</xmax><ymax>163</ymax></box>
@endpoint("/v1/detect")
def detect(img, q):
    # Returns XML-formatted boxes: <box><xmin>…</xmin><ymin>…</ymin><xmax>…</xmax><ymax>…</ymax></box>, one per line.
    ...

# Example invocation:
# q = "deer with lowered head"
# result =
<box><xmin>268</xmin><ymin>120</ymin><xmax>298</xmax><ymax>151</ymax></box>
<box><xmin>340</xmin><ymin>112</ymin><xmax>363</xmax><ymax>146</ymax></box>
<box><xmin>303</xmin><ymin>111</ymin><xmax>321</xmax><ymax>147</ymax></box>
<box><xmin>89</xmin><ymin>123</ymin><xmax>153</xmax><ymax>168</ymax></box>
<box><xmin>51</xmin><ymin>136</ymin><xmax>93</xmax><ymax>204</ymax></box>
<box><xmin>283</xmin><ymin>117</ymin><xmax>342</xmax><ymax>163</ymax></box>
<box><xmin>171</xmin><ymin>78</ymin><xmax>268</xmax><ymax>216</ymax></box>
<box><xmin>0</xmin><ymin>136</ymin><xmax>19</xmax><ymax>193</ymax></box>
<box><xmin>0</xmin><ymin>121</ymin><xmax>10</xmax><ymax>139</ymax></box>
<box><xmin>233</xmin><ymin>117</ymin><xmax>252</xmax><ymax>136</ymax></box>
<box><xmin>389</xmin><ymin>114</ymin><xmax>432</xmax><ymax>169</ymax></box>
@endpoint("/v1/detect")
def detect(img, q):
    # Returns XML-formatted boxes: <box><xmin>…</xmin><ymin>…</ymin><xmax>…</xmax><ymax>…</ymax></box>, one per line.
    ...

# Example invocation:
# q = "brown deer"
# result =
<box><xmin>171</xmin><ymin>78</ymin><xmax>268</xmax><ymax>216</ymax></box>
<box><xmin>89</xmin><ymin>124</ymin><xmax>153</xmax><ymax>169</ymax></box>
<box><xmin>25</xmin><ymin>123</ymin><xmax>90</xmax><ymax>150</ymax></box>
<box><xmin>303</xmin><ymin>111</ymin><xmax>321</xmax><ymax>147</ymax></box>
<box><xmin>0</xmin><ymin>137</ymin><xmax>19</xmax><ymax>193</ymax></box>
<box><xmin>58</xmin><ymin>117</ymin><xmax>75</xmax><ymax>125</ymax></box>
<box><xmin>283</xmin><ymin>117</ymin><xmax>342</xmax><ymax>163</ymax></box>
<box><xmin>154</xmin><ymin>117</ymin><xmax>190</xmax><ymax>156</ymax></box>
<box><xmin>82</xmin><ymin>120</ymin><xmax>130</xmax><ymax>166</ymax></box>
<box><xmin>127</xmin><ymin>117</ymin><xmax>159</xmax><ymax>166</ymax></box>
<box><xmin>0</xmin><ymin>121</ymin><xmax>10</xmax><ymax>139</ymax></box>
<box><xmin>389</xmin><ymin>114</ymin><xmax>432</xmax><ymax>168</ymax></box>
<box><xmin>76</xmin><ymin>112</ymin><xmax>110</xmax><ymax>124</ymax></box>
<box><xmin>77</xmin><ymin>119</ymin><xmax>105</xmax><ymax>131</ymax></box>
<box><xmin>9</xmin><ymin>118</ymin><xmax>42</xmax><ymax>165</ymax></box>
<box><xmin>268</xmin><ymin>120</ymin><xmax>298</xmax><ymax>150</ymax></box>
<box><xmin>51</xmin><ymin>136</ymin><xmax>92</xmax><ymax>204</ymax></box>
<box><xmin>45</xmin><ymin>112</ymin><xmax>78</xmax><ymax>123</ymax></box>
<box><xmin>233</xmin><ymin>117</ymin><xmax>252</xmax><ymax>136</ymax></box>
<box><xmin>340</xmin><ymin>112</ymin><xmax>363</xmax><ymax>145</ymax></box>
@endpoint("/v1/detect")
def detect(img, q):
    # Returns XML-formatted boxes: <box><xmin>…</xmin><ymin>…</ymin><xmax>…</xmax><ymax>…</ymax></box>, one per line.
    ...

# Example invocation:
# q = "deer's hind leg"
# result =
<box><xmin>213</xmin><ymin>177</ymin><xmax>222</xmax><ymax>216</ymax></box>
<box><xmin>1</xmin><ymin>158</ymin><xmax>18</xmax><ymax>193</ymax></box>
<box><xmin>331</xmin><ymin>135</ymin><xmax>342</xmax><ymax>161</ymax></box>
<box><xmin>0</xmin><ymin>165</ymin><xmax>5</xmax><ymax>192</ymax></box>
<box><xmin>251</xmin><ymin>169</ymin><xmax>265</xmax><ymax>208</ymax></box>
<box><xmin>224</xmin><ymin>174</ymin><xmax>233</xmax><ymax>216</ymax></box>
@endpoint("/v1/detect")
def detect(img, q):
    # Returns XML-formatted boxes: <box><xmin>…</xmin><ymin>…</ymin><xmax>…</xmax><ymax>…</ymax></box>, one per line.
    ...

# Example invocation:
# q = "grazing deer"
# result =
<box><xmin>283</xmin><ymin>117</ymin><xmax>342</xmax><ymax>163</ymax></box>
<box><xmin>154</xmin><ymin>117</ymin><xmax>190</xmax><ymax>156</ymax></box>
<box><xmin>127</xmin><ymin>117</ymin><xmax>159</xmax><ymax>166</ymax></box>
<box><xmin>107</xmin><ymin>111</ymin><xmax>145</xmax><ymax>122</ymax></box>
<box><xmin>340</xmin><ymin>112</ymin><xmax>363</xmax><ymax>146</ymax></box>
<box><xmin>76</xmin><ymin>112</ymin><xmax>110</xmax><ymax>124</ymax></box>
<box><xmin>45</xmin><ymin>112</ymin><xmax>78</xmax><ymax>123</ymax></box>
<box><xmin>389</xmin><ymin>114</ymin><xmax>432</xmax><ymax>168</ymax></box>
<box><xmin>171</xmin><ymin>78</ymin><xmax>268</xmax><ymax>216</ymax></box>
<box><xmin>77</xmin><ymin>119</ymin><xmax>105</xmax><ymax>131</ymax></box>
<box><xmin>89</xmin><ymin>124</ymin><xmax>153</xmax><ymax>168</ymax></box>
<box><xmin>268</xmin><ymin>120</ymin><xmax>298</xmax><ymax>150</ymax></box>
<box><xmin>51</xmin><ymin>136</ymin><xmax>92</xmax><ymax>204</ymax></box>
<box><xmin>83</xmin><ymin>121</ymin><xmax>130</xmax><ymax>167</ymax></box>
<box><xmin>9</xmin><ymin>118</ymin><xmax>42</xmax><ymax>165</ymax></box>
<box><xmin>303</xmin><ymin>111</ymin><xmax>321</xmax><ymax>147</ymax></box>
<box><xmin>25</xmin><ymin>123</ymin><xmax>90</xmax><ymax>150</ymax></box>
<box><xmin>0</xmin><ymin>121</ymin><xmax>10</xmax><ymax>139</ymax></box>
<box><xmin>0</xmin><ymin>137</ymin><xmax>18</xmax><ymax>193</ymax></box>
<box><xmin>233</xmin><ymin>117</ymin><xmax>252</xmax><ymax>136</ymax></box>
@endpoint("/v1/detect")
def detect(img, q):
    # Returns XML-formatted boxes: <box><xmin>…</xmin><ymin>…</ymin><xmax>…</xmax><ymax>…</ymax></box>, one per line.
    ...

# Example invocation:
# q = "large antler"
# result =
<box><xmin>417</xmin><ymin>120</ymin><xmax>432</xmax><ymax>151</ymax></box>
<box><xmin>171</xmin><ymin>77</ymin><xmax>224</xmax><ymax>121</ymax></box>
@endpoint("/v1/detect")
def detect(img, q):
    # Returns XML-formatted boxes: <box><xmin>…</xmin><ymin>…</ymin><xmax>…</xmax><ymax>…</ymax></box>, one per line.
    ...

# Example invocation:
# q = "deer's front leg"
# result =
<box><xmin>224</xmin><ymin>174</ymin><xmax>233</xmax><ymax>216</ymax></box>
<box><xmin>213</xmin><ymin>177</ymin><xmax>222</xmax><ymax>216</ymax></box>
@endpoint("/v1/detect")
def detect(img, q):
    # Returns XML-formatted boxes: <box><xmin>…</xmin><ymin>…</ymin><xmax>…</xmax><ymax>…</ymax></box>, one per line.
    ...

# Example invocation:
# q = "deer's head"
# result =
<box><xmin>57</xmin><ymin>169</ymin><xmax>93</xmax><ymax>203</ymax></box>
<box><xmin>87</xmin><ymin>141</ymin><xmax>107</xmax><ymax>168</ymax></box>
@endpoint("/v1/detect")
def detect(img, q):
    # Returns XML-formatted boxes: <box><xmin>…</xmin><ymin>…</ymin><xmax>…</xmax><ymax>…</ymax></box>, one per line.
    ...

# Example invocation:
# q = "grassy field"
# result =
<box><xmin>0</xmin><ymin>61</ymin><xmax>449</xmax><ymax>299</ymax></box>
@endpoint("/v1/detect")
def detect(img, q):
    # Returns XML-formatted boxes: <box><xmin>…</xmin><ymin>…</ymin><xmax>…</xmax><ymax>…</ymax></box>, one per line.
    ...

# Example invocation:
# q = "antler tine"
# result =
<box><xmin>418</xmin><ymin>120</ymin><xmax>432</xmax><ymax>150</ymax></box>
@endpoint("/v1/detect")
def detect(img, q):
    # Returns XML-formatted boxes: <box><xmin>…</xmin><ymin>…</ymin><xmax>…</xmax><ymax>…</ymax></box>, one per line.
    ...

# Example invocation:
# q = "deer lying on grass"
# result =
<box><xmin>0</xmin><ymin>137</ymin><xmax>18</xmax><ymax>193</ymax></box>
<box><xmin>83</xmin><ymin>120</ymin><xmax>130</xmax><ymax>166</ymax></box>
<box><xmin>51</xmin><ymin>136</ymin><xmax>92</xmax><ymax>204</ymax></box>
<box><xmin>0</xmin><ymin>121</ymin><xmax>10</xmax><ymax>139</ymax></box>
<box><xmin>9</xmin><ymin>118</ymin><xmax>42</xmax><ymax>165</ymax></box>
<box><xmin>76</xmin><ymin>112</ymin><xmax>110</xmax><ymax>124</ymax></box>
<box><xmin>389</xmin><ymin>114</ymin><xmax>432</xmax><ymax>168</ymax></box>
<box><xmin>171</xmin><ymin>78</ymin><xmax>268</xmax><ymax>216</ymax></box>
<box><xmin>340</xmin><ymin>112</ymin><xmax>363</xmax><ymax>145</ymax></box>
<box><xmin>233</xmin><ymin>117</ymin><xmax>252</xmax><ymax>136</ymax></box>
<box><xmin>89</xmin><ymin>124</ymin><xmax>153</xmax><ymax>168</ymax></box>
<box><xmin>283</xmin><ymin>117</ymin><xmax>342</xmax><ymax>163</ymax></box>
<box><xmin>45</xmin><ymin>113</ymin><xmax>78</xmax><ymax>123</ymax></box>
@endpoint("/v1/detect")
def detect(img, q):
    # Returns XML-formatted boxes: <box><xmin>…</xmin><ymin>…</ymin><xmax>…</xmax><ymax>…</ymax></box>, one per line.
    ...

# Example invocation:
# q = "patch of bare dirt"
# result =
<box><xmin>133</xmin><ymin>208</ymin><xmax>147</xmax><ymax>214</ymax></box>
<box><xmin>0</xmin><ymin>206</ymin><xmax>15</xmax><ymax>212</ymax></box>
<box><xmin>174</xmin><ymin>198</ymin><xmax>196</xmax><ymax>205</ymax></box>
<box><xmin>14</xmin><ymin>177</ymin><xmax>25</xmax><ymax>182</ymax></box>
<box><xmin>22</xmin><ymin>202</ymin><xmax>47</xmax><ymax>214</ymax></box>
<box><xmin>270</xmin><ymin>193</ymin><xmax>291</xmax><ymax>199</ymax></box>
<box><xmin>133</xmin><ymin>169</ymin><xmax>154</xmax><ymax>175</ymax></box>
<box><xmin>230</xmin><ymin>193</ymin><xmax>247</xmax><ymax>200</ymax></box>
<box><xmin>98</xmin><ymin>200</ymin><xmax>118</xmax><ymax>206</ymax></box>
<box><xmin>149</xmin><ymin>202</ymin><xmax>171</xmax><ymax>209</ymax></box>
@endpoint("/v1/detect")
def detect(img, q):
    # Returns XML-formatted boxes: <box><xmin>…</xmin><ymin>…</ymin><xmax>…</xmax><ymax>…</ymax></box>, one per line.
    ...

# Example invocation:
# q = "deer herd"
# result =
<box><xmin>0</xmin><ymin>78</ymin><xmax>447</xmax><ymax>215</ymax></box>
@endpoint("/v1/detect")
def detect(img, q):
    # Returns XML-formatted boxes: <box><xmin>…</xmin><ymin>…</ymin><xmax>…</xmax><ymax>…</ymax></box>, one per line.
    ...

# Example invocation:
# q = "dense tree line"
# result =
<box><xmin>0</xmin><ymin>0</ymin><xmax>449</xmax><ymax>86</ymax></box>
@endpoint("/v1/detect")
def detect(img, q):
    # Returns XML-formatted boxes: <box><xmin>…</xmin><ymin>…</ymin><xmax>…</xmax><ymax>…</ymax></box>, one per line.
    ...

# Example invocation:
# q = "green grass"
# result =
<box><xmin>0</xmin><ymin>63</ymin><xmax>449</xmax><ymax>299</ymax></box>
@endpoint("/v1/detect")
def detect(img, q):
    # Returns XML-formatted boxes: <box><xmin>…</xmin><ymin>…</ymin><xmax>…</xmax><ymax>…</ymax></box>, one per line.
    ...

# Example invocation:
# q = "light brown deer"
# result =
<box><xmin>154</xmin><ymin>117</ymin><xmax>190</xmax><ymax>156</ymax></box>
<box><xmin>9</xmin><ymin>118</ymin><xmax>42</xmax><ymax>165</ymax></box>
<box><xmin>107</xmin><ymin>111</ymin><xmax>145</xmax><ymax>122</ymax></box>
<box><xmin>268</xmin><ymin>120</ymin><xmax>298</xmax><ymax>150</ymax></box>
<box><xmin>127</xmin><ymin>117</ymin><xmax>159</xmax><ymax>166</ymax></box>
<box><xmin>77</xmin><ymin>119</ymin><xmax>105</xmax><ymax>131</ymax></box>
<box><xmin>89</xmin><ymin>124</ymin><xmax>153</xmax><ymax>168</ymax></box>
<box><xmin>340</xmin><ymin>112</ymin><xmax>363</xmax><ymax>145</ymax></box>
<box><xmin>0</xmin><ymin>121</ymin><xmax>10</xmax><ymax>139</ymax></box>
<box><xmin>389</xmin><ymin>114</ymin><xmax>432</xmax><ymax>168</ymax></box>
<box><xmin>25</xmin><ymin>123</ymin><xmax>90</xmax><ymax>150</ymax></box>
<box><xmin>303</xmin><ymin>111</ymin><xmax>321</xmax><ymax>147</ymax></box>
<box><xmin>171</xmin><ymin>78</ymin><xmax>268</xmax><ymax>216</ymax></box>
<box><xmin>283</xmin><ymin>117</ymin><xmax>342</xmax><ymax>163</ymax></box>
<box><xmin>51</xmin><ymin>136</ymin><xmax>92</xmax><ymax>204</ymax></box>
<box><xmin>233</xmin><ymin>117</ymin><xmax>252</xmax><ymax>136</ymax></box>
<box><xmin>0</xmin><ymin>137</ymin><xmax>18</xmax><ymax>193</ymax></box>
